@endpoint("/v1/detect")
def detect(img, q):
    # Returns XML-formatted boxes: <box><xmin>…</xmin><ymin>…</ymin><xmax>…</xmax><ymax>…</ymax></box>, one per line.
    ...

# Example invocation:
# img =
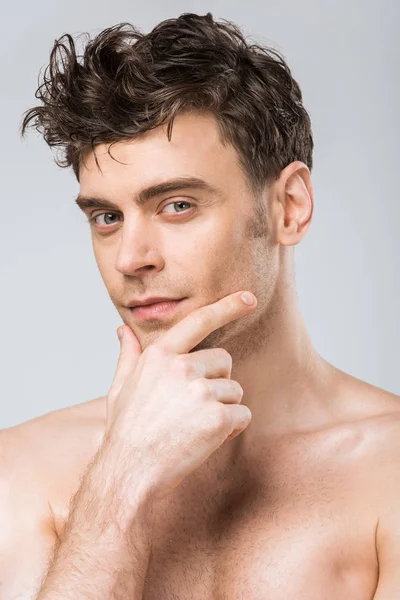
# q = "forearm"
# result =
<box><xmin>35</xmin><ymin>437</ymin><xmax>156</xmax><ymax>600</ymax></box>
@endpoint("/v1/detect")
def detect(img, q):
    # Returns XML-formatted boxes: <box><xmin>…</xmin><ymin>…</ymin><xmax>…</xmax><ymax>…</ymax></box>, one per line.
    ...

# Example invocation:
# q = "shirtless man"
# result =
<box><xmin>1</xmin><ymin>11</ymin><xmax>398</xmax><ymax>600</ymax></box>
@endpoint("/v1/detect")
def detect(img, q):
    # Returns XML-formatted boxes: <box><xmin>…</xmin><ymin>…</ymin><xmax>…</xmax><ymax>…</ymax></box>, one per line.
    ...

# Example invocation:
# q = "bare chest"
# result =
<box><xmin>142</xmin><ymin>471</ymin><xmax>378</xmax><ymax>600</ymax></box>
<box><xmin>50</xmin><ymin>423</ymin><xmax>385</xmax><ymax>599</ymax></box>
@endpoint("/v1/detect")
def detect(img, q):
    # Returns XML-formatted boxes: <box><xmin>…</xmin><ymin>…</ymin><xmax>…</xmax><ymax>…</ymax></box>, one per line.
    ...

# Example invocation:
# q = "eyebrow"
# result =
<box><xmin>74</xmin><ymin>176</ymin><xmax>223</xmax><ymax>212</ymax></box>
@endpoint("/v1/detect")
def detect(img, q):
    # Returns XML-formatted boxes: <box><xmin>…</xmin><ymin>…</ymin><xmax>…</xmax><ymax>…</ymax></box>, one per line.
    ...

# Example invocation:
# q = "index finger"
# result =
<box><xmin>156</xmin><ymin>291</ymin><xmax>257</xmax><ymax>355</ymax></box>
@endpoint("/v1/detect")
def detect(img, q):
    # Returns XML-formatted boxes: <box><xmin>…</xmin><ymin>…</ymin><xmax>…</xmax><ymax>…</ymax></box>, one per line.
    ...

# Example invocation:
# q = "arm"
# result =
<box><xmin>372</xmin><ymin>516</ymin><xmax>400</xmax><ymax>598</ymax></box>
<box><xmin>36</xmin><ymin>290</ymin><xmax>255</xmax><ymax>598</ymax></box>
<box><xmin>0</xmin><ymin>474</ymin><xmax>57</xmax><ymax>600</ymax></box>
<box><xmin>34</xmin><ymin>433</ymin><xmax>156</xmax><ymax>600</ymax></box>
<box><xmin>371</xmin><ymin>428</ymin><xmax>400</xmax><ymax>599</ymax></box>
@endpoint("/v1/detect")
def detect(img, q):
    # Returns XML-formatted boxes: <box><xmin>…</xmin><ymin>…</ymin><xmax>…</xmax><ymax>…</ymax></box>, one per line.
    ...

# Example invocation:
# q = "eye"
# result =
<box><xmin>161</xmin><ymin>200</ymin><xmax>193</xmax><ymax>214</ymax></box>
<box><xmin>88</xmin><ymin>212</ymin><xmax>121</xmax><ymax>227</ymax></box>
<box><xmin>87</xmin><ymin>200</ymin><xmax>193</xmax><ymax>231</ymax></box>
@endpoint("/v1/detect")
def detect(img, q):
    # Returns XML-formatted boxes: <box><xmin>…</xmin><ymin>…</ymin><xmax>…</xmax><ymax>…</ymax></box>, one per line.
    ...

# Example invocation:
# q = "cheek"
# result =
<box><xmin>201</xmin><ymin>227</ymin><xmax>255</xmax><ymax>294</ymax></box>
<box><xmin>204</xmin><ymin>217</ymin><xmax>274</xmax><ymax>300</ymax></box>
<box><xmin>167</xmin><ymin>223</ymin><xmax>241</xmax><ymax>295</ymax></box>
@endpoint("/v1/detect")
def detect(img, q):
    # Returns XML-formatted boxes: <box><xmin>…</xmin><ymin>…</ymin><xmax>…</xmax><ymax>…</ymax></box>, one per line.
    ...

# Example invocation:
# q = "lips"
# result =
<box><xmin>126</xmin><ymin>297</ymin><xmax>182</xmax><ymax>308</ymax></box>
<box><xmin>129</xmin><ymin>298</ymin><xmax>185</xmax><ymax>320</ymax></box>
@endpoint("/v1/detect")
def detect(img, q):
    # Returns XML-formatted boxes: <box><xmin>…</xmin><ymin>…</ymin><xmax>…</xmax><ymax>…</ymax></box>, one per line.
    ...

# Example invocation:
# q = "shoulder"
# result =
<box><xmin>313</xmin><ymin>372</ymin><xmax>400</xmax><ymax>499</ymax></box>
<box><xmin>354</xmin><ymin>390</ymin><xmax>400</xmax><ymax>598</ymax></box>
<box><xmin>0</xmin><ymin>396</ymin><xmax>107</xmax><ymax>598</ymax></box>
<box><xmin>333</xmin><ymin>369</ymin><xmax>400</xmax><ymax>449</ymax></box>
<box><xmin>1</xmin><ymin>395</ymin><xmax>107</xmax><ymax>488</ymax></box>
<box><xmin>348</xmin><ymin>378</ymin><xmax>400</xmax><ymax>469</ymax></box>
<box><xmin>359</xmin><ymin>385</ymin><xmax>400</xmax><ymax>456</ymax></box>
<box><xmin>3</xmin><ymin>395</ymin><xmax>107</xmax><ymax>517</ymax></box>
<box><xmin>0</xmin><ymin>395</ymin><xmax>107</xmax><ymax>506</ymax></box>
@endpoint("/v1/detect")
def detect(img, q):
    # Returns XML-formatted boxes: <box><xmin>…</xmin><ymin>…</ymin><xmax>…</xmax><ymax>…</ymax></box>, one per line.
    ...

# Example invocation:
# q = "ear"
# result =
<box><xmin>271</xmin><ymin>161</ymin><xmax>314</xmax><ymax>247</ymax></box>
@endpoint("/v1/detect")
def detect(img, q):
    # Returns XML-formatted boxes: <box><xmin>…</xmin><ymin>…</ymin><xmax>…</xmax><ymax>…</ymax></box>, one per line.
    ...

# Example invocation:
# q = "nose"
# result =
<box><xmin>114</xmin><ymin>216</ymin><xmax>164</xmax><ymax>276</ymax></box>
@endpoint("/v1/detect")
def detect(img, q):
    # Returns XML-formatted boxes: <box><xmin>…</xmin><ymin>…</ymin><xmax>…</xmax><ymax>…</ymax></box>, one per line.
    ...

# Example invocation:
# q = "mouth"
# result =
<box><xmin>129</xmin><ymin>298</ymin><xmax>186</xmax><ymax>320</ymax></box>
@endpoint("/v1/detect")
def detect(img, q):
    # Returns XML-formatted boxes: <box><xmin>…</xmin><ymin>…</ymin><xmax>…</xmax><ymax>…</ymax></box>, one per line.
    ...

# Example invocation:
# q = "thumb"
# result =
<box><xmin>106</xmin><ymin>325</ymin><xmax>143</xmax><ymax>427</ymax></box>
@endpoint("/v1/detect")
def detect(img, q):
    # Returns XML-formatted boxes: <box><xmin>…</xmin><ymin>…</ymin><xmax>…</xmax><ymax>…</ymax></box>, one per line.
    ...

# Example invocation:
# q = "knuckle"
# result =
<box><xmin>244</xmin><ymin>406</ymin><xmax>252</xmax><ymax>421</ymax></box>
<box><xmin>174</xmin><ymin>355</ymin><xmax>194</xmax><ymax>377</ymax></box>
<box><xmin>192</xmin><ymin>377</ymin><xmax>213</xmax><ymax>400</ymax></box>
<box><xmin>233</xmin><ymin>381</ymin><xmax>244</xmax><ymax>398</ymax></box>
<box><xmin>208</xmin><ymin>404</ymin><xmax>226</xmax><ymax>431</ymax></box>
<box><xmin>218</xmin><ymin>348</ymin><xmax>232</xmax><ymax>369</ymax></box>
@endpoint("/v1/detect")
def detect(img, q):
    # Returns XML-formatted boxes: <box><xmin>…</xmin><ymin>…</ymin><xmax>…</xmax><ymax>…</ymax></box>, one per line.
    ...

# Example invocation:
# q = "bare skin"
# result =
<box><xmin>2</xmin><ymin>384</ymin><xmax>400</xmax><ymax>599</ymax></box>
<box><xmin>1</xmin><ymin>111</ymin><xmax>399</xmax><ymax>599</ymax></box>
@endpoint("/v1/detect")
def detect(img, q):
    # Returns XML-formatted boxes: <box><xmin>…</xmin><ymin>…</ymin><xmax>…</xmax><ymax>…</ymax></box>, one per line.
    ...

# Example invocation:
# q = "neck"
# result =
<box><xmin>198</xmin><ymin>261</ymin><xmax>340</xmax><ymax>487</ymax></box>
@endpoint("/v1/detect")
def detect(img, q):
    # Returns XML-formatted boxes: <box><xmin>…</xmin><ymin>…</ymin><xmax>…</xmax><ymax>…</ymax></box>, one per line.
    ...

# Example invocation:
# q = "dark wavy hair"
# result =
<box><xmin>21</xmin><ymin>12</ymin><xmax>313</xmax><ymax>196</ymax></box>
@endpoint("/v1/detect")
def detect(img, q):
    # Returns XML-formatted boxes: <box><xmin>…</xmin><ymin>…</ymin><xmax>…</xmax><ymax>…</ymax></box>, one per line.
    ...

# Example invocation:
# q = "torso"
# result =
<box><xmin>141</xmin><ymin>422</ymin><xmax>380</xmax><ymax>600</ymax></box>
<box><xmin>3</xmin><ymin>381</ymin><xmax>400</xmax><ymax>599</ymax></box>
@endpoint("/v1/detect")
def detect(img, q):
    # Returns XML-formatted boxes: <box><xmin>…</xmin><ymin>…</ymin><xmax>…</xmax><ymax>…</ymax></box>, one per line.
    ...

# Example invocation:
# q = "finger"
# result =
<box><xmin>224</xmin><ymin>404</ymin><xmax>252</xmax><ymax>441</ymax></box>
<box><xmin>203</xmin><ymin>378</ymin><xmax>244</xmax><ymax>404</ymax></box>
<box><xmin>157</xmin><ymin>291</ymin><xmax>257</xmax><ymax>355</ymax></box>
<box><xmin>107</xmin><ymin>325</ymin><xmax>143</xmax><ymax>405</ymax></box>
<box><xmin>183</xmin><ymin>348</ymin><xmax>233</xmax><ymax>379</ymax></box>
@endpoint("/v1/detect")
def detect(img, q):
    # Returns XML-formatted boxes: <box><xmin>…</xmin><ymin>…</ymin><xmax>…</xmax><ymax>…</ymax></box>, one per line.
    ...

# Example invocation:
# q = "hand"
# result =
<box><xmin>105</xmin><ymin>291</ymin><xmax>257</xmax><ymax>502</ymax></box>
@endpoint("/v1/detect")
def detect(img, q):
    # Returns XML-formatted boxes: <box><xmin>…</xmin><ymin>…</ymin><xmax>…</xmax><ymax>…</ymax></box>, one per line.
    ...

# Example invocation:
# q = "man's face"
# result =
<box><xmin>78</xmin><ymin>111</ymin><xmax>278</xmax><ymax>359</ymax></box>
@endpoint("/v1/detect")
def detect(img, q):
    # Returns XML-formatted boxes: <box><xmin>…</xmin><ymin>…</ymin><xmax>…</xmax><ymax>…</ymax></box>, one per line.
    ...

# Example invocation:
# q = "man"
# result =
<box><xmin>1</xmin><ymin>10</ymin><xmax>398</xmax><ymax>599</ymax></box>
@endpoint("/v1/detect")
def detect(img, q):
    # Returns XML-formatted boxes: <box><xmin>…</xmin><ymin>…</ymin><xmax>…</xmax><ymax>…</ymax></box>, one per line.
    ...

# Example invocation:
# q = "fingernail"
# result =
<box><xmin>240</xmin><ymin>292</ymin><xmax>256</xmax><ymax>306</ymax></box>
<box><xmin>117</xmin><ymin>327</ymin><xmax>124</xmax><ymax>341</ymax></box>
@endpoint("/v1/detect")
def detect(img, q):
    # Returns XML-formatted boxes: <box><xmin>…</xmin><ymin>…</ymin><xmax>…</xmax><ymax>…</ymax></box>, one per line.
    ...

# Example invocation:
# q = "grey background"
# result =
<box><xmin>1</xmin><ymin>1</ymin><xmax>398</xmax><ymax>429</ymax></box>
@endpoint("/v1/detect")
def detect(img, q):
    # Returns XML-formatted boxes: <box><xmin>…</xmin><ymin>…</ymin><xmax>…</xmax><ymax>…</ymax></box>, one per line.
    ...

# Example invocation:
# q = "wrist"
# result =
<box><xmin>93</xmin><ymin>432</ymin><xmax>160</xmax><ymax>527</ymax></box>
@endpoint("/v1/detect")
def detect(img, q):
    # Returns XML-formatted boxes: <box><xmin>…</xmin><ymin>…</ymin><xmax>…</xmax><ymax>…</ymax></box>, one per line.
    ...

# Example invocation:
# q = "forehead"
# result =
<box><xmin>78</xmin><ymin>111</ymin><xmax>248</xmax><ymax>196</ymax></box>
